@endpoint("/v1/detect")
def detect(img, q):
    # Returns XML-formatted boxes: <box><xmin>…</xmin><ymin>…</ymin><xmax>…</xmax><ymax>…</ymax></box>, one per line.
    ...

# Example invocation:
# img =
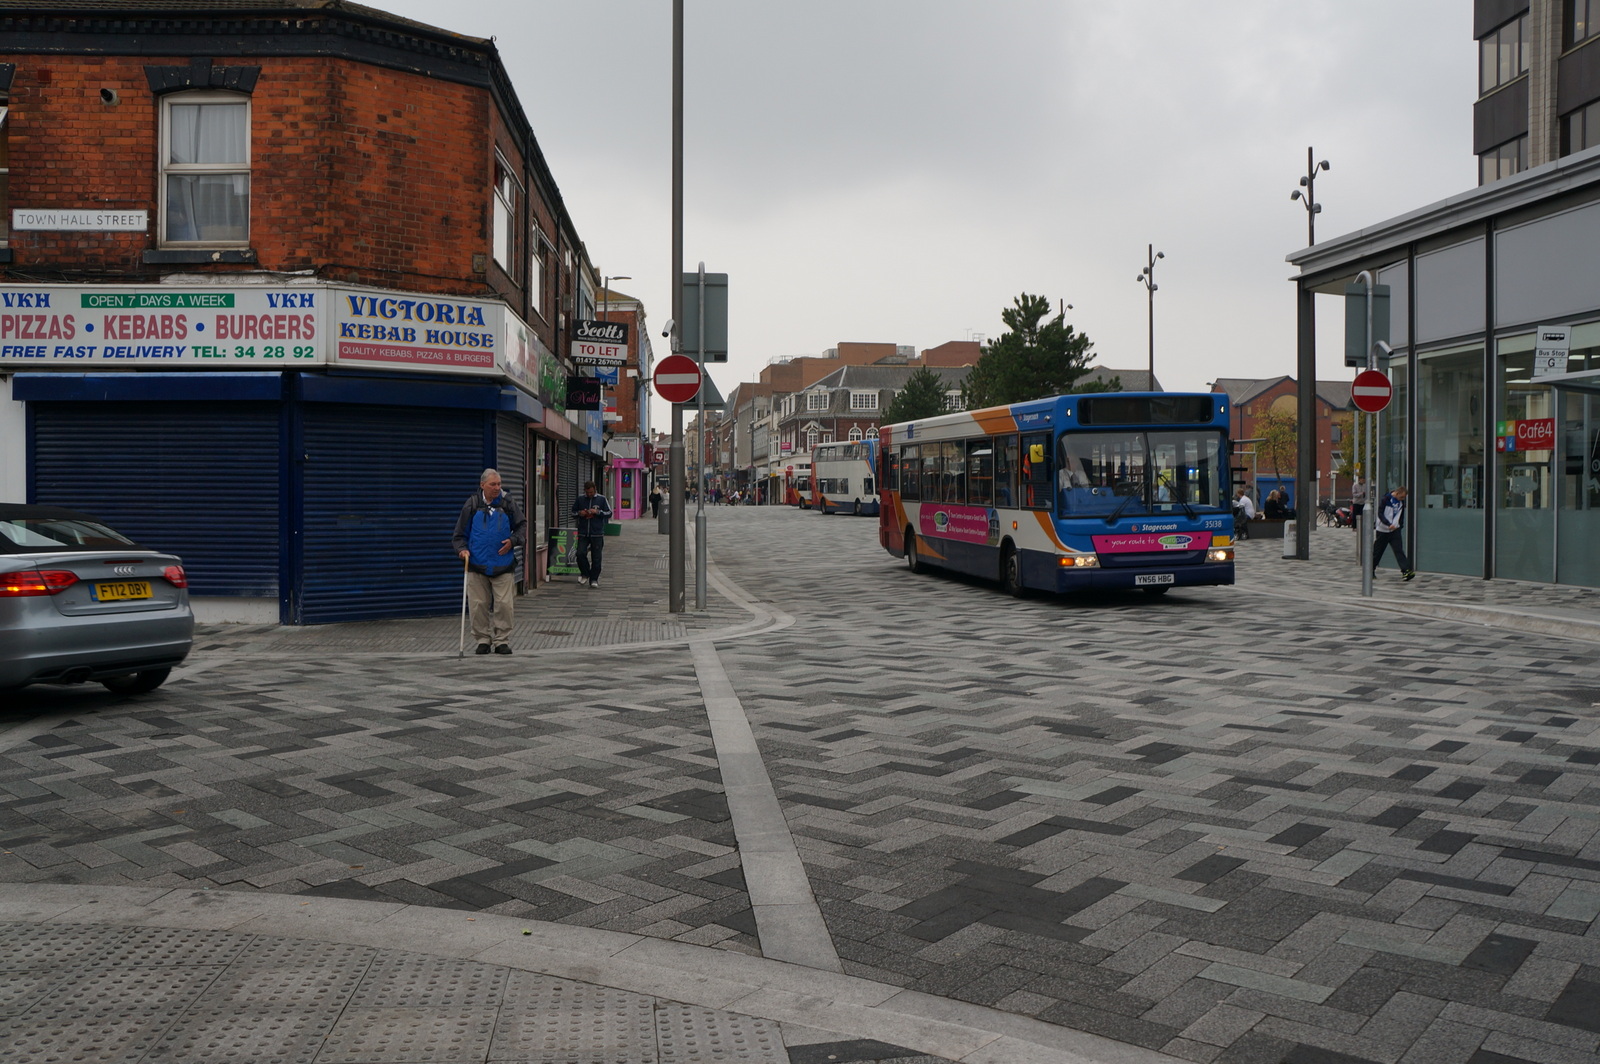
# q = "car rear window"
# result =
<box><xmin>0</xmin><ymin>517</ymin><xmax>141</xmax><ymax>552</ymax></box>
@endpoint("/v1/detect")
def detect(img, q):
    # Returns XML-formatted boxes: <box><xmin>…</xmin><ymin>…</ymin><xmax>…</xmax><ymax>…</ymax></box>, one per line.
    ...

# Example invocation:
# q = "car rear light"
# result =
<box><xmin>0</xmin><ymin>569</ymin><xmax>80</xmax><ymax>597</ymax></box>
<box><xmin>162</xmin><ymin>565</ymin><xmax>189</xmax><ymax>588</ymax></box>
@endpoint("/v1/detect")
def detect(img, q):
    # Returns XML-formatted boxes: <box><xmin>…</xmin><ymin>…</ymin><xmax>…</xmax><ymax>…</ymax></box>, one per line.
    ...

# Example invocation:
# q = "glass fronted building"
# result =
<box><xmin>1289</xmin><ymin>147</ymin><xmax>1600</xmax><ymax>588</ymax></box>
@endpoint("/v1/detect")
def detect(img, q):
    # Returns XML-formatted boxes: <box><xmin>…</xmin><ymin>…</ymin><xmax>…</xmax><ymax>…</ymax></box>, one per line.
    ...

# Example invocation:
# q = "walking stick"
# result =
<box><xmin>457</xmin><ymin>555</ymin><xmax>469</xmax><ymax>659</ymax></box>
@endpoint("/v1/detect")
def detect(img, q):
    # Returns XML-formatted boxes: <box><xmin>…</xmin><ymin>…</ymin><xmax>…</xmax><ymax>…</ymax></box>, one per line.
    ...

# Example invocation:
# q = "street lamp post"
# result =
<box><xmin>1290</xmin><ymin>147</ymin><xmax>1330</xmax><ymax>246</ymax></box>
<box><xmin>1135</xmin><ymin>245</ymin><xmax>1163</xmax><ymax>388</ymax></box>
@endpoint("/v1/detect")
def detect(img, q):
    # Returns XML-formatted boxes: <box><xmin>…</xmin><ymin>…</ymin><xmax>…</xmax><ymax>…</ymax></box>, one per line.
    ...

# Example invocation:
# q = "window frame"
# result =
<box><xmin>1570</xmin><ymin>0</ymin><xmax>1597</xmax><ymax>49</ymax></box>
<box><xmin>849</xmin><ymin>390</ymin><xmax>878</xmax><ymax>411</ymax></box>
<box><xmin>806</xmin><ymin>391</ymin><xmax>829</xmax><ymax>412</ymax></box>
<box><xmin>159</xmin><ymin>90</ymin><xmax>251</xmax><ymax>248</ymax></box>
<box><xmin>0</xmin><ymin>100</ymin><xmax>9</xmax><ymax>246</ymax></box>
<box><xmin>1480</xmin><ymin>14</ymin><xmax>1529</xmax><ymax>95</ymax></box>
<box><xmin>492</xmin><ymin>152</ymin><xmax>522</xmax><ymax>278</ymax></box>
<box><xmin>530</xmin><ymin>227</ymin><xmax>550</xmax><ymax>320</ymax></box>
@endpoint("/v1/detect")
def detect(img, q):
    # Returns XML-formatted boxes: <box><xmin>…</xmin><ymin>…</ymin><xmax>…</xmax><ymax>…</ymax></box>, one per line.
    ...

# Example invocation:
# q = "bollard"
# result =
<box><xmin>1282</xmin><ymin>519</ymin><xmax>1297</xmax><ymax>558</ymax></box>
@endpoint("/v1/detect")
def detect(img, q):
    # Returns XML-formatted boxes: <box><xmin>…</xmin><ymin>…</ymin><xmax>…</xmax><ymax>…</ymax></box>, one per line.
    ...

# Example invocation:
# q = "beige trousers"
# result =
<box><xmin>466</xmin><ymin>570</ymin><xmax>516</xmax><ymax>647</ymax></box>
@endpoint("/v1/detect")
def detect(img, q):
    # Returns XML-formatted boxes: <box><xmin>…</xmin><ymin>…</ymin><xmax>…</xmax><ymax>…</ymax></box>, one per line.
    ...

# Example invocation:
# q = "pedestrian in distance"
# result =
<box><xmin>1350</xmin><ymin>475</ymin><xmax>1367</xmax><ymax>523</ymax></box>
<box><xmin>451</xmin><ymin>468</ymin><xmax>525</xmax><ymax>655</ymax></box>
<box><xmin>571</xmin><ymin>480</ymin><xmax>613</xmax><ymax>589</ymax></box>
<box><xmin>649</xmin><ymin>485</ymin><xmax>662</xmax><ymax>518</ymax></box>
<box><xmin>1372</xmin><ymin>485</ymin><xmax>1415</xmax><ymax>581</ymax></box>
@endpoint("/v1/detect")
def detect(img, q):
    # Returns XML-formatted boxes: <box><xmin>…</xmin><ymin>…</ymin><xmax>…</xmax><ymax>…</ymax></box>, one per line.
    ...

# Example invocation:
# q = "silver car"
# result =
<box><xmin>0</xmin><ymin>504</ymin><xmax>194</xmax><ymax>695</ymax></box>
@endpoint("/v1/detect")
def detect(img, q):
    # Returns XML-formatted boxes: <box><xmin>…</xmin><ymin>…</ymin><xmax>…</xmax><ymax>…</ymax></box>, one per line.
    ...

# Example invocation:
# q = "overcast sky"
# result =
<box><xmin>382</xmin><ymin>1</ymin><xmax>1477</xmax><ymax>415</ymax></box>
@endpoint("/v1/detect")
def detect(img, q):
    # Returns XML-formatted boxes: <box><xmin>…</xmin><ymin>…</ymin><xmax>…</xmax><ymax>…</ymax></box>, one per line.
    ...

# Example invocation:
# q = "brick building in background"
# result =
<box><xmin>0</xmin><ymin>0</ymin><xmax>617</xmax><ymax>622</ymax></box>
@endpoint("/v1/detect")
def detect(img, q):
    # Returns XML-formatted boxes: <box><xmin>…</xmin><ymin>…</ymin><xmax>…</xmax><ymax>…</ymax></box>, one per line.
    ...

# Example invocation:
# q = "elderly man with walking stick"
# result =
<box><xmin>451</xmin><ymin>468</ymin><xmax>525</xmax><ymax>656</ymax></box>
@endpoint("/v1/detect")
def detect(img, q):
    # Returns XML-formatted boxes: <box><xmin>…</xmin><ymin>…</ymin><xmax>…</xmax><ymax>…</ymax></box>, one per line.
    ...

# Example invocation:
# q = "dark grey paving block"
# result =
<box><xmin>1177</xmin><ymin>855</ymin><xmax>1246</xmax><ymax>884</ymax></box>
<box><xmin>1546</xmin><ymin>976</ymin><xmax>1600</xmax><ymax>1034</ymax></box>
<box><xmin>1461</xmin><ymin>933</ymin><xmax>1537</xmax><ymax>977</ymax></box>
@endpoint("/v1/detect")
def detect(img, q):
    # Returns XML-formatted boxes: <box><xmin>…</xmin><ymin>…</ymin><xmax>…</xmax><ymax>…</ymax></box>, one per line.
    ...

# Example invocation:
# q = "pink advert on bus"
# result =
<box><xmin>919</xmin><ymin>505</ymin><xmax>997</xmax><ymax>545</ymax></box>
<box><xmin>1092</xmin><ymin>531</ymin><xmax>1212</xmax><ymax>553</ymax></box>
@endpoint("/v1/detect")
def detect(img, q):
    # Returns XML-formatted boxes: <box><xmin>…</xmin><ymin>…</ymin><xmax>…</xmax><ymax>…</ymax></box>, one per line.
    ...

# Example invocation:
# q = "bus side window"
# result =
<box><xmin>995</xmin><ymin>435</ymin><xmax>1018</xmax><ymax>508</ymax></box>
<box><xmin>885</xmin><ymin>450</ymin><xmax>898</xmax><ymax>493</ymax></box>
<box><xmin>1021</xmin><ymin>433</ymin><xmax>1053</xmax><ymax>510</ymax></box>
<box><xmin>967</xmin><ymin>438</ymin><xmax>993</xmax><ymax>506</ymax></box>
<box><xmin>900</xmin><ymin>445</ymin><xmax>921</xmax><ymax>501</ymax></box>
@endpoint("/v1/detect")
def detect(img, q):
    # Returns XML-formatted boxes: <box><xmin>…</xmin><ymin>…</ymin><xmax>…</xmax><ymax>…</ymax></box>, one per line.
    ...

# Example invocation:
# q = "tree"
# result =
<box><xmin>1256</xmin><ymin>409</ymin><xmax>1298</xmax><ymax>487</ymax></box>
<box><xmin>960</xmin><ymin>292</ymin><xmax>1108</xmax><ymax>409</ymax></box>
<box><xmin>882</xmin><ymin>365</ymin><xmax>951</xmax><ymax>423</ymax></box>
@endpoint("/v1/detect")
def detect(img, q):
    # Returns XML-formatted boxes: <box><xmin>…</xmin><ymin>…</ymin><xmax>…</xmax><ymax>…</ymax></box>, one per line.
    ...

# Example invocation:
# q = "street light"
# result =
<box><xmin>1289</xmin><ymin>147</ymin><xmax>1330</xmax><ymax>246</ymax></box>
<box><xmin>1135</xmin><ymin>244</ymin><xmax>1163</xmax><ymax>388</ymax></box>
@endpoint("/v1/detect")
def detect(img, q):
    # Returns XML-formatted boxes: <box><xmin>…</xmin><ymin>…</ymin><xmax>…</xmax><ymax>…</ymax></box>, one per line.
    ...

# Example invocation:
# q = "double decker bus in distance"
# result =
<box><xmin>810</xmin><ymin>439</ymin><xmax>880</xmax><ymax>515</ymax></box>
<box><xmin>878</xmin><ymin>392</ymin><xmax>1235</xmax><ymax>596</ymax></box>
<box><xmin>783</xmin><ymin>458</ymin><xmax>812</xmax><ymax>507</ymax></box>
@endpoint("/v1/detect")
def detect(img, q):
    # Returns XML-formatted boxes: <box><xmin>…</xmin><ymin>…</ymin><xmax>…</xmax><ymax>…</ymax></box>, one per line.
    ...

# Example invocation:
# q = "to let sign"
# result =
<box><xmin>571</xmin><ymin>319</ymin><xmax>628</xmax><ymax>365</ymax></box>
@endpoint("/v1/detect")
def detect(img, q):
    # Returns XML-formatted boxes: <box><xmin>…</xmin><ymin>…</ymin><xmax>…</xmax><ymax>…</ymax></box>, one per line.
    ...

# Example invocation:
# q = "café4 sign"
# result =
<box><xmin>570</xmin><ymin>319</ymin><xmax>628</xmax><ymax>366</ymax></box>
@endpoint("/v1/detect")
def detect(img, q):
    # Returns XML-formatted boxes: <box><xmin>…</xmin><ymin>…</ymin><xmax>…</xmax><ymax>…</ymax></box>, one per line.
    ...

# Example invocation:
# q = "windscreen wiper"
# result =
<box><xmin>1105</xmin><ymin>484</ymin><xmax>1146</xmax><ymax>524</ymax></box>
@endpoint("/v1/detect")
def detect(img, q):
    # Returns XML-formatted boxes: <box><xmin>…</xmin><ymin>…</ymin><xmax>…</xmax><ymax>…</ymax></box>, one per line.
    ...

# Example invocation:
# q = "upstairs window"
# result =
<box><xmin>847</xmin><ymin>426</ymin><xmax>863</xmax><ymax>441</ymax></box>
<box><xmin>1571</xmin><ymin>0</ymin><xmax>1597</xmax><ymax>48</ymax></box>
<box><xmin>530</xmin><ymin>228</ymin><xmax>549</xmax><ymax>319</ymax></box>
<box><xmin>1480</xmin><ymin>135</ymin><xmax>1529</xmax><ymax>184</ymax></box>
<box><xmin>849</xmin><ymin>390</ymin><xmax>878</xmax><ymax>411</ymax></box>
<box><xmin>161</xmin><ymin>93</ymin><xmax>249</xmax><ymax>245</ymax></box>
<box><xmin>1480</xmin><ymin>14</ymin><xmax>1529</xmax><ymax>95</ymax></box>
<box><xmin>806</xmin><ymin>391</ymin><xmax>829</xmax><ymax>412</ymax></box>
<box><xmin>1562</xmin><ymin>99</ymin><xmax>1600</xmax><ymax>156</ymax></box>
<box><xmin>492</xmin><ymin>154</ymin><xmax>521</xmax><ymax>276</ymax></box>
<box><xmin>0</xmin><ymin>95</ymin><xmax>9</xmax><ymax>246</ymax></box>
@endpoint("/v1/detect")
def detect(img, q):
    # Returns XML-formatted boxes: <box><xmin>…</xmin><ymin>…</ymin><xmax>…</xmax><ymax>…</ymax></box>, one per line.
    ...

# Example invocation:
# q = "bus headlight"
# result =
<box><xmin>1060</xmin><ymin>554</ymin><xmax>1099</xmax><ymax>568</ymax></box>
<box><xmin>1207</xmin><ymin>547</ymin><xmax>1234</xmax><ymax>563</ymax></box>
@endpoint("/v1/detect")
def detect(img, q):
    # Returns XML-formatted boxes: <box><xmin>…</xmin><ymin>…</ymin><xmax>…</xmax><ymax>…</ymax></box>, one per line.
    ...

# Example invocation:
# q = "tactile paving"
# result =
<box><xmin>316</xmin><ymin>1006</ymin><xmax>499</xmax><ymax>1063</ymax></box>
<box><xmin>29</xmin><ymin>964</ymin><xmax>221</xmax><ymax>1017</ymax></box>
<box><xmin>0</xmin><ymin>1011</ymin><xmax>176</xmax><ymax>1063</ymax></box>
<box><xmin>0</xmin><ymin>971</ymin><xmax>65</xmax><ymax>1018</ymax></box>
<box><xmin>0</xmin><ymin>923</ymin><xmax>135</xmax><ymax>971</ymax></box>
<box><xmin>492</xmin><ymin>973</ymin><xmax>657</xmax><ymax>1062</ymax></box>
<box><xmin>349</xmin><ymin>952</ymin><xmax>508</xmax><ymax>1008</ymax></box>
<box><xmin>655</xmin><ymin>1005</ymin><xmax>785</xmax><ymax>1063</ymax></box>
<box><xmin>86</xmin><ymin>925</ymin><xmax>252</xmax><ymax>969</ymax></box>
<box><xmin>144</xmin><ymin>1005</ymin><xmax>343</xmax><ymax>1064</ymax></box>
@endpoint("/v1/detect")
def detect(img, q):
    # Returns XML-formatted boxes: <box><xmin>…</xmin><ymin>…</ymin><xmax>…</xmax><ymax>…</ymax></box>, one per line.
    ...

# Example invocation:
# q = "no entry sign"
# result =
<box><xmin>653</xmin><ymin>353</ymin><xmax>702</xmax><ymax>404</ymax></box>
<box><xmin>1352</xmin><ymin>369</ymin><xmax>1392</xmax><ymax>413</ymax></box>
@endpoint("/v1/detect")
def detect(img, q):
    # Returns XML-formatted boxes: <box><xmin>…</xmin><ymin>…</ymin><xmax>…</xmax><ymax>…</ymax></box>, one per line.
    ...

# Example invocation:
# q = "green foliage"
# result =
<box><xmin>1256</xmin><ymin>409</ymin><xmax>1299</xmax><ymax>483</ymax></box>
<box><xmin>960</xmin><ymin>293</ymin><xmax>1108</xmax><ymax>409</ymax></box>
<box><xmin>1332</xmin><ymin>411</ymin><xmax>1375</xmax><ymax>479</ymax></box>
<box><xmin>882</xmin><ymin>365</ymin><xmax>951</xmax><ymax>424</ymax></box>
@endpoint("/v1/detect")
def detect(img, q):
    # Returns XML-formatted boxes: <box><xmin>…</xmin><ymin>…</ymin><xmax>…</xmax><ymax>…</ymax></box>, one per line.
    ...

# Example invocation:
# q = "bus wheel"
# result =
<box><xmin>905</xmin><ymin>532</ymin><xmax>925</xmax><ymax>574</ymax></box>
<box><xmin>1001</xmin><ymin>547</ymin><xmax>1027</xmax><ymax>598</ymax></box>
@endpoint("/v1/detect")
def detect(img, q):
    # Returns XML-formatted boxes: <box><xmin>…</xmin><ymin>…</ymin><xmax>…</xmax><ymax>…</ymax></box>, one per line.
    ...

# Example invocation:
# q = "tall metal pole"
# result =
<box><xmin>694</xmin><ymin>262</ymin><xmax>708</xmax><ymax>610</ymax></box>
<box><xmin>1147</xmin><ymin>244</ymin><xmax>1155</xmax><ymax>385</ymax></box>
<box><xmin>667</xmin><ymin>0</ymin><xmax>685</xmax><ymax>613</ymax></box>
<box><xmin>1358</xmin><ymin>270</ymin><xmax>1374</xmax><ymax>599</ymax></box>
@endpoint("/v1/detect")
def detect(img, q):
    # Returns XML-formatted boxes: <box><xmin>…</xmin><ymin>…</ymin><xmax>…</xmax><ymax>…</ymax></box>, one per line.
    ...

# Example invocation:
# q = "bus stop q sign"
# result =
<box><xmin>653</xmin><ymin>353</ymin><xmax>702</xmax><ymax>404</ymax></box>
<box><xmin>1352</xmin><ymin>369</ymin><xmax>1392</xmax><ymax>413</ymax></box>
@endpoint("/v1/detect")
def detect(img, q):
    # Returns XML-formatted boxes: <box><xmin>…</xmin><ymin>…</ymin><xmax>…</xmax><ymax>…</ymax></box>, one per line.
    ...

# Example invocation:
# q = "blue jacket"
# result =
<box><xmin>571</xmin><ymin>492</ymin><xmax>612</xmax><ymax>537</ymax></box>
<box><xmin>451</xmin><ymin>490</ymin><xmax>526</xmax><ymax>576</ymax></box>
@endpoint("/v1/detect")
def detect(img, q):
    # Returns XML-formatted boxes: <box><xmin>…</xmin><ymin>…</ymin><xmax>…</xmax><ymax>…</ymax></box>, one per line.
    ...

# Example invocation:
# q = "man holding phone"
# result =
<box><xmin>571</xmin><ymin>480</ymin><xmax>613</xmax><ymax>589</ymax></box>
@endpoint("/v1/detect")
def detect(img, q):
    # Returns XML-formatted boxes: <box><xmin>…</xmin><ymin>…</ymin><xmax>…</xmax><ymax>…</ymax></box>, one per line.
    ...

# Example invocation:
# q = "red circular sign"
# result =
<box><xmin>1351</xmin><ymin>369</ymin><xmax>1392</xmax><ymax>413</ymax></box>
<box><xmin>653</xmin><ymin>354</ymin><xmax>702</xmax><ymax>404</ymax></box>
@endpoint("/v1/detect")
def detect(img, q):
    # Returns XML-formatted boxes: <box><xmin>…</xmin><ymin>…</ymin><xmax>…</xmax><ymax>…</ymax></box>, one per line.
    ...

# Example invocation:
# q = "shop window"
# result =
<box><xmin>1480</xmin><ymin>14</ymin><xmax>1528</xmax><ymax>95</ymax></box>
<box><xmin>492</xmin><ymin>154</ymin><xmax>521</xmax><ymax>276</ymax></box>
<box><xmin>1561</xmin><ymin>99</ymin><xmax>1600</xmax><ymax>157</ymax></box>
<box><xmin>161</xmin><ymin>92</ymin><xmax>249</xmax><ymax>245</ymax></box>
<box><xmin>1415</xmin><ymin>345</ymin><xmax>1485</xmax><ymax>575</ymax></box>
<box><xmin>1496</xmin><ymin>336</ymin><xmax>1555</xmax><ymax>582</ymax></box>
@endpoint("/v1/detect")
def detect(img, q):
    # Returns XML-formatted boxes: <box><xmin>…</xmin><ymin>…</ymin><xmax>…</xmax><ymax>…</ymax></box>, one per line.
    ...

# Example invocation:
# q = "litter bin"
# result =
<box><xmin>657</xmin><ymin>500</ymin><xmax>670</xmax><ymax>535</ymax></box>
<box><xmin>1282</xmin><ymin>519</ymin><xmax>1296</xmax><ymax>558</ymax></box>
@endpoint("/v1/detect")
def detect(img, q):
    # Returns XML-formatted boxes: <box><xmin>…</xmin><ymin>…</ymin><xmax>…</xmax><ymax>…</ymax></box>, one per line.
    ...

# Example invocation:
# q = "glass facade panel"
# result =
<box><xmin>1496</xmin><ymin>339</ymin><xmax>1555</xmax><ymax>582</ymax></box>
<box><xmin>1557</xmin><ymin>341</ymin><xmax>1600</xmax><ymax>586</ymax></box>
<box><xmin>1416</xmin><ymin>346</ymin><xmax>1485</xmax><ymax>575</ymax></box>
<box><xmin>1381</xmin><ymin>356</ymin><xmax>1408</xmax><ymax>499</ymax></box>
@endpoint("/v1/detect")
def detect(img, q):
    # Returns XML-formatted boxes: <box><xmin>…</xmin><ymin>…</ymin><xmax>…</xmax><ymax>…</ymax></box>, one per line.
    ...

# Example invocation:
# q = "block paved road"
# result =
<box><xmin>1</xmin><ymin>508</ymin><xmax>1598</xmax><ymax>1064</ymax></box>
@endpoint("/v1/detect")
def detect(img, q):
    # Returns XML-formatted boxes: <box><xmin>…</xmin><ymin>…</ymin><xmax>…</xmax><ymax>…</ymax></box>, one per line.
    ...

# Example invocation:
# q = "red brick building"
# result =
<box><xmin>1212</xmin><ymin>377</ymin><xmax>1355</xmax><ymax>506</ymax></box>
<box><xmin>0</xmin><ymin>0</ymin><xmax>613</xmax><ymax>621</ymax></box>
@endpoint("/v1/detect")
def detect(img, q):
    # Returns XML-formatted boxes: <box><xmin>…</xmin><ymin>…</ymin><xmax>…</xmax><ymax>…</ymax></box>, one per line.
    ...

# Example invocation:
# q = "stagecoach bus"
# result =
<box><xmin>878</xmin><ymin>392</ymin><xmax>1234</xmax><ymax>596</ymax></box>
<box><xmin>810</xmin><ymin>439</ymin><xmax>880</xmax><ymax>515</ymax></box>
<box><xmin>783</xmin><ymin>458</ymin><xmax>812</xmax><ymax>507</ymax></box>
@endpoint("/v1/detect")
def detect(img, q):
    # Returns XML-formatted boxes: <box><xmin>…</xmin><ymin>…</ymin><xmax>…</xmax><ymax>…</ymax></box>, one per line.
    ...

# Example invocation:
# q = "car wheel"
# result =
<box><xmin>100</xmin><ymin>668</ymin><xmax>172</xmax><ymax>695</ymax></box>
<box><xmin>905</xmin><ymin>532</ymin><xmax>925</xmax><ymax>574</ymax></box>
<box><xmin>1001</xmin><ymin>547</ymin><xmax>1027</xmax><ymax>598</ymax></box>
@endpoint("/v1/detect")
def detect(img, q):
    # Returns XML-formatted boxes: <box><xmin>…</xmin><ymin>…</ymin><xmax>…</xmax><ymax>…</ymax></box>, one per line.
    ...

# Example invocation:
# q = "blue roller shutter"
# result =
<box><xmin>495</xmin><ymin>415</ymin><xmax>528</xmax><ymax>581</ymax></box>
<box><xmin>298</xmin><ymin>405</ymin><xmax>488</xmax><ymax>623</ymax></box>
<box><xmin>28</xmin><ymin>402</ymin><xmax>281</xmax><ymax>596</ymax></box>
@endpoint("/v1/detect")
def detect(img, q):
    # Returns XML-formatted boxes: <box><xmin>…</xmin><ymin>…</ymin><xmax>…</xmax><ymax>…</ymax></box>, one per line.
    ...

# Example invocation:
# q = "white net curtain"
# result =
<box><xmin>165</xmin><ymin>101</ymin><xmax>249</xmax><ymax>242</ymax></box>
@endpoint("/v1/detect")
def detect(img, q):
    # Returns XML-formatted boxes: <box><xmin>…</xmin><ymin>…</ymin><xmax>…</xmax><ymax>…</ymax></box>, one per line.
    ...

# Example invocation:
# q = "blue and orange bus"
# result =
<box><xmin>878</xmin><ymin>392</ymin><xmax>1235</xmax><ymax>596</ymax></box>
<box><xmin>810</xmin><ymin>439</ymin><xmax>880</xmax><ymax>515</ymax></box>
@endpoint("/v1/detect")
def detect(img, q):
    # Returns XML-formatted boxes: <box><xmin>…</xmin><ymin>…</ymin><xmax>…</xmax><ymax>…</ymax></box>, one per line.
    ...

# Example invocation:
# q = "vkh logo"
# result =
<box><xmin>575</xmin><ymin>320</ymin><xmax>628</xmax><ymax>344</ymax></box>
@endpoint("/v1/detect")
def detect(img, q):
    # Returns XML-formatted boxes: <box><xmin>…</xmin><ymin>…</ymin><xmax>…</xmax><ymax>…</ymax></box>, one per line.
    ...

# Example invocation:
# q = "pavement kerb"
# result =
<box><xmin>0</xmin><ymin>883</ymin><xmax>1187</xmax><ymax>1064</ymax></box>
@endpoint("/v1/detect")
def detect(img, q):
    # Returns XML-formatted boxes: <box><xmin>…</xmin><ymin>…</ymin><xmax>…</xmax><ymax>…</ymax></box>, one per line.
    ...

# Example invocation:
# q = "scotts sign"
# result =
<box><xmin>571</xmin><ymin>319</ymin><xmax>629</xmax><ymax>366</ymax></box>
<box><xmin>1496</xmin><ymin>418</ymin><xmax>1556</xmax><ymax>453</ymax></box>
